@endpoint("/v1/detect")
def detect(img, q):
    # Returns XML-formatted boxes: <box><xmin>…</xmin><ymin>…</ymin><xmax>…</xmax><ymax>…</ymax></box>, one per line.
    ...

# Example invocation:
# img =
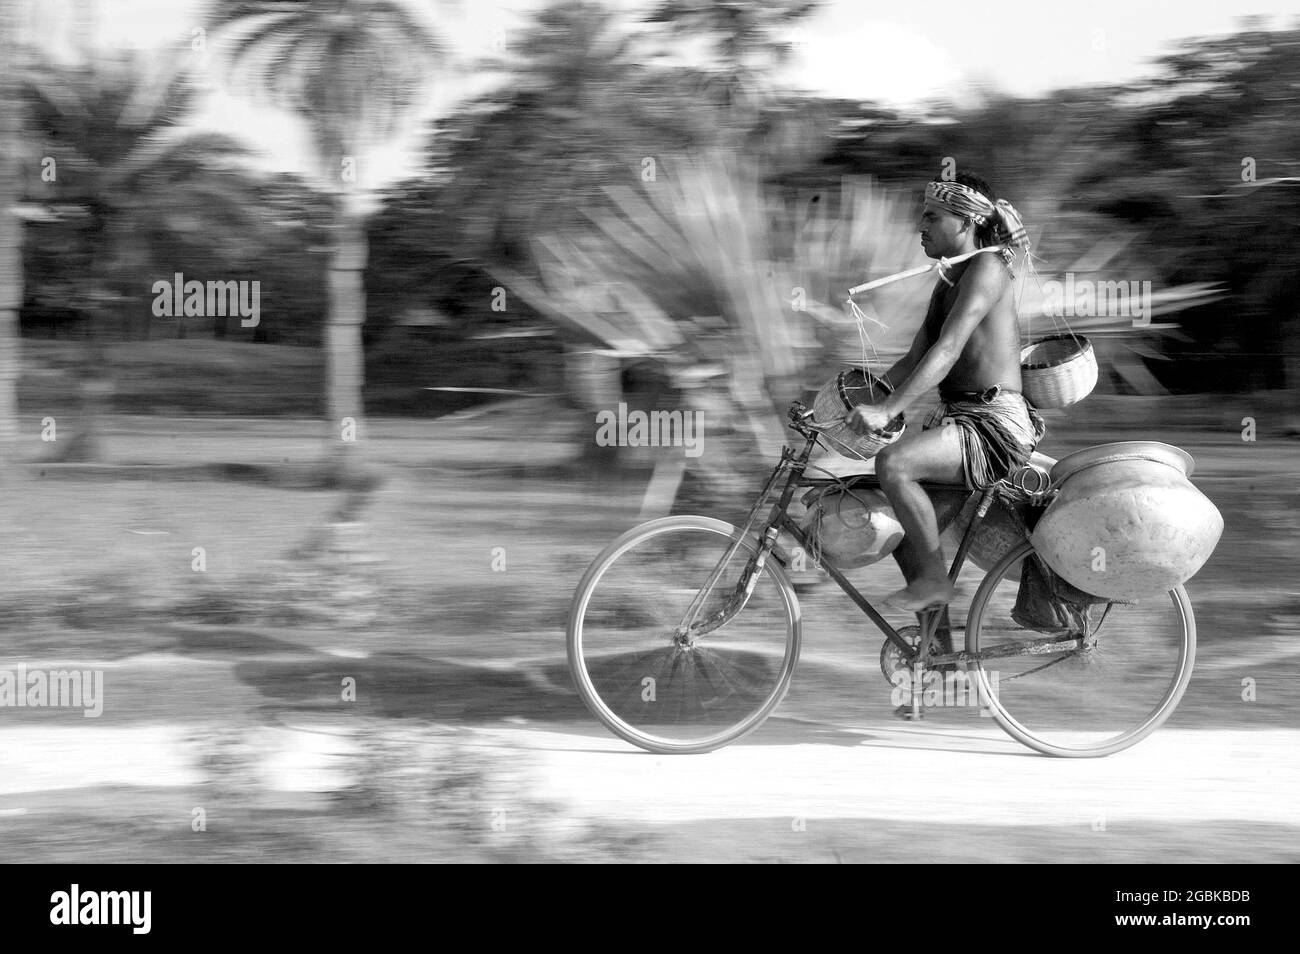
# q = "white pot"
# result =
<box><xmin>803</xmin><ymin>487</ymin><xmax>904</xmax><ymax>569</ymax></box>
<box><xmin>1031</xmin><ymin>442</ymin><xmax>1223</xmax><ymax>600</ymax></box>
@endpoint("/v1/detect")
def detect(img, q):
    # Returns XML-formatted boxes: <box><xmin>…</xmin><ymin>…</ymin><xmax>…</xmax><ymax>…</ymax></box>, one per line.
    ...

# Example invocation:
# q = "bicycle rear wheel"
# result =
<box><xmin>567</xmin><ymin>516</ymin><xmax>801</xmax><ymax>754</ymax></box>
<box><xmin>965</xmin><ymin>542</ymin><xmax>1195</xmax><ymax>757</ymax></box>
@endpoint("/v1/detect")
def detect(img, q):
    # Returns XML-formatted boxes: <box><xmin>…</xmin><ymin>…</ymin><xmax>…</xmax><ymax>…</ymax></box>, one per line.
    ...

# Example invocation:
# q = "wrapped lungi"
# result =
<box><xmin>922</xmin><ymin>385</ymin><xmax>1047</xmax><ymax>491</ymax></box>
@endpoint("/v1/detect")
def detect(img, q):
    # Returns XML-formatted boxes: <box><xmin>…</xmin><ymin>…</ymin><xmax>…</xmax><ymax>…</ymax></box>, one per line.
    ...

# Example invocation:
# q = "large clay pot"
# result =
<box><xmin>802</xmin><ymin>486</ymin><xmax>904</xmax><ymax>569</ymax></box>
<box><xmin>1030</xmin><ymin>442</ymin><xmax>1223</xmax><ymax>600</ymax></box>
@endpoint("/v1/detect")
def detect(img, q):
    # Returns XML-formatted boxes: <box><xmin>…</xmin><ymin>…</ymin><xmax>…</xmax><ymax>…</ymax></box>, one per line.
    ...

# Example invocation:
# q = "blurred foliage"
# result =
<box><xmin>371</xmin><ymin>13</ymin><xmax>1300</xmax><ymax>415</ymax></box>
<box><xmin>16</xmin><ymin>49</ymin><xmax>334</xmax><ymax>344</ymax></box>
<box><xmin>17</xmin><ymin>50</ymin><xmax>252</xmax><ymax>338</ymax></box>
<box><xmin>644</xmin><ymin>0</ymin><xmax>821</xmax><ymax>129</ymax></box>
<box><xmin>817</xmin><ymin>26</ymin><xmax>1300</xmax><ymax>391</ymax></box>
<box><xmin>4</xmin><ymin>6</ymin><xmax>1300</xmax><ymax>424</ymax></box>
<box><xmin>368</xmin><ymin>0</ymin><xmax>832</xmax><ymax>422</ymax></box>
<box><xmin>209</xmin><ymin>0</ymin><xmax>443</xmax><ymax>188</ymax></box>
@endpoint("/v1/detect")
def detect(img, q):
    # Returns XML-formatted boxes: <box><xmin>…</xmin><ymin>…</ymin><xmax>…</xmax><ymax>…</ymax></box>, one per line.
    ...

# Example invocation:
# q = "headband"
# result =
<box><xmin>926</xmin><ymin>180</ymin><xmax>1030</xmax><ymax>252</ymax></box>
<box><xmin>926</xmin><ymin>181</ymin><xmax>995</xmax><ymax>224</ymax></box>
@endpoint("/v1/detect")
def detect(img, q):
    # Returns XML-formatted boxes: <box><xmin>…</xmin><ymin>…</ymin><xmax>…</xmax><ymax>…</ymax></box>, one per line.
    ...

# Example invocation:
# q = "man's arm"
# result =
<box><xmin>879</xmin><ymin>321</ymin><xmax>928</xmax><ymax>391</ymax></box>
<box><xmin>880</xmin><ymin>285</ymin><xmax>945</xmax><ymax>389</ymax></box>
<box><xmin>879</xmin><ymin>256</ymin><xmax>1009</xmax><ymax>418</ymax></box>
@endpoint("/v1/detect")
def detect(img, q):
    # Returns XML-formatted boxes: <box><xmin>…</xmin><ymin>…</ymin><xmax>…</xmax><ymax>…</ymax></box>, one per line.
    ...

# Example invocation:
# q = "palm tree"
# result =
<box><xmin>209</xmin><ymin>0</ymin><xmax>443</xmax><ymax>469</ymax></box>
<box><xmin>19</xmin><ymin>49</ymin><xmax>260</xmax><ymax>459</ymax></box>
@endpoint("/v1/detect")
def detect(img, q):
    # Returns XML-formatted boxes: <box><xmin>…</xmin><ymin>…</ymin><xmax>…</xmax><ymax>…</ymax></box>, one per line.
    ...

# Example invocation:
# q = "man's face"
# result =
<box><xmin>919</xmin><ymin>199</ymin><xmax>971</xmax><ymax>259</ymax></box>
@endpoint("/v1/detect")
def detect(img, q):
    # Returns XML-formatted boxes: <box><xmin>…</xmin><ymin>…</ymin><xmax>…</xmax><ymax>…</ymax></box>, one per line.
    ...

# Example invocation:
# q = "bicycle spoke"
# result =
<box><xmin>569</xmin><ymin>518</ymin><xmax>800</xmax><ymax>752</ymax></box>
<box><xmin>967</xmin><ymin>544</ymin><xmax>1194</xmax><ymax>757</ymax></box>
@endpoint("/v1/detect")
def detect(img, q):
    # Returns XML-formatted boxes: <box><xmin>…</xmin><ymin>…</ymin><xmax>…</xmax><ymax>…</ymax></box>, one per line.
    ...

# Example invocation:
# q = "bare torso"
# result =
<box><xmin>923</xmin><ymin>256</ymin><xmax>1021</xmax><ymax>393</ymax></box>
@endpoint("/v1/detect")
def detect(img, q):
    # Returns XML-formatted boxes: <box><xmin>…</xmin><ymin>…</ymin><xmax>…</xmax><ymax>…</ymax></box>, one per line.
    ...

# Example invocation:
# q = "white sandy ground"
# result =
<box><xmin>0</xmin><ymin>720</ymin><xmax>1296</xmax><ymax>831</ymax></box>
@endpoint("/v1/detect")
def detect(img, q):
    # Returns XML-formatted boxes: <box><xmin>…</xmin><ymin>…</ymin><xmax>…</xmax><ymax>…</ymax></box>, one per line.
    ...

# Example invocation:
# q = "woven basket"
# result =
<box><xmin>1019</xmin><ymin>334</ymin><xmax>1098</xmax><ymax>409</ymax></box>
<box><xmin>811</xmin><ymin>368</ymin><xmax>905</xmax><ymax>461</ymax></box>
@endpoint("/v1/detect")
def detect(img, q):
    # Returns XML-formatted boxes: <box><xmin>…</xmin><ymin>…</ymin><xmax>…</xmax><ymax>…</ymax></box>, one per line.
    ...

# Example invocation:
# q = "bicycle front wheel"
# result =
<box><xmin>567</xmin><ymin>516</ymin><xmax>802</xmax><ymax>754</ymax></box>
<box><xmin>966</xmin><ymin>542</ymin><xmax>1196</xmax><ymax>758</ymax></box>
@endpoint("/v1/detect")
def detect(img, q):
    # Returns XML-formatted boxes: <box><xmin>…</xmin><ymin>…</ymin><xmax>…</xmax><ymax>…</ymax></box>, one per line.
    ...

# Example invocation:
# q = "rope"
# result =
<box><xmin>1020</xmin><ymin>247</ymin><xmax>1086</xmax><ymax>352</ymax></box>
<box><xmin>847</xmin><ymin>299</ymin><xmax>884</xmax><ymax>376</ymax></box>
<box><xmin>800</xmin><ymin>465</ymin><xmax>884</xmax><ymax>569</ymax></box>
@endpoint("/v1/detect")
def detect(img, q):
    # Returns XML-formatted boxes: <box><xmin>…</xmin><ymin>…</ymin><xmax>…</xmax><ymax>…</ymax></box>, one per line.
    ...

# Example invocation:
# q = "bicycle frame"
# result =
<box><xmin>681</xmin><ymin>401</ymin><xmax>1087</xmax><ymax>673</ymax></box>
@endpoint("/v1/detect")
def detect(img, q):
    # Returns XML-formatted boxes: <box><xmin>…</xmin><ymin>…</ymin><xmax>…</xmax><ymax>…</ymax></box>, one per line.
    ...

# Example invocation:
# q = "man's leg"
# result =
<box><xmin>890</xmin><ymin>533</ymin><xmax>954</xmax><ymax>653</ymax></box>
<box><xmin>876</xmin><ymin>424</ymin><xmax>967</xmax><ymax>611</ymax></box>
<box><xmin>890</xmin><ymin>488</ymin><xmax>967</xmax><ymax>609</ymax></box>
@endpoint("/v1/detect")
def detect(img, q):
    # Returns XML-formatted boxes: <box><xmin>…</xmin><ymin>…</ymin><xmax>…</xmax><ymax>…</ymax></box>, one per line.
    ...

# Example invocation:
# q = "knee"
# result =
<box><xmin>876</xmin><ymin>445</ymin><xmax>911</xmax><ymax>484</ymax></box>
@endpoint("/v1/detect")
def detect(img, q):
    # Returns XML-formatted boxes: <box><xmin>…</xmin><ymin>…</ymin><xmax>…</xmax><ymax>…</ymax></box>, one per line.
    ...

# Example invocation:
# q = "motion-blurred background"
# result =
<box><xmin>0</xmin><ymin>0</ymin><xmax>1297</xmax><ymax>863</ymax></box>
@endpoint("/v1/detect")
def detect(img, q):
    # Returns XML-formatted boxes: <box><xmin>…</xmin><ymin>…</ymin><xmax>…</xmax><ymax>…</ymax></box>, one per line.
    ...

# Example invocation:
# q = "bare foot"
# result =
<box><xmin>884</xmin><ymin>577</ymin><xmax>956</xmax><ymax>612</ymax></box>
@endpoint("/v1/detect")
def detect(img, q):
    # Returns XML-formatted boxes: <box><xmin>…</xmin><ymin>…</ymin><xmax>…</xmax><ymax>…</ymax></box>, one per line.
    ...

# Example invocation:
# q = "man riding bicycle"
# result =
<box><xmin>845</xmin><ymin>173</ymin><xmax>1045</xmax><ymax>615</ymax></box>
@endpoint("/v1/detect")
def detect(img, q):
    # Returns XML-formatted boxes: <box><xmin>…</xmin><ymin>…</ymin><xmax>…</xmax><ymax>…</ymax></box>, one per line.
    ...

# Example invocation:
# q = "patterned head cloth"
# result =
<box><xmin>926</xmin><ymin>180</ymin><xmax>995</xmax><ymax>224</ymax></box>
<box><xmin>925</xmin><ymin>180</ymin><xmax>1030</xmax><ymax>251</ymax></box>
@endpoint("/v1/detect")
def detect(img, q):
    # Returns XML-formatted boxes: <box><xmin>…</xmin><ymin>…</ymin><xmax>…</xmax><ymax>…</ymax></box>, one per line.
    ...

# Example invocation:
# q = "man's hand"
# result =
<box><xmin>845</xmin><ymin>403</ymin><xmax>894</xmax><ymax>436</ymax></box>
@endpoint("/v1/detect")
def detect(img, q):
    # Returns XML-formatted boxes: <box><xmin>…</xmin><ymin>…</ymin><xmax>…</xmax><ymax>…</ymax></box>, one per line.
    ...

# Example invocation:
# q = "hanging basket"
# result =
<box><xmin>1019</xmin><ymin>334</ymin><xmax>1098</xmax><ymax>409</ymax></box>
<box><xmin>811</xmin><ymin>368</ymin><xmax>904</xmax><ymax>461</ymax></box>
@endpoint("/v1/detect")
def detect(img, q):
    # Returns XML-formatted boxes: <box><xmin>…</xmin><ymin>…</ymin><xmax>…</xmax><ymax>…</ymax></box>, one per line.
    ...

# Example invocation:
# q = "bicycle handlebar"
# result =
<box><xmin>788</xmin><ymin>399</ymin><xmax>899</xmax><ymax>437</ymax></box>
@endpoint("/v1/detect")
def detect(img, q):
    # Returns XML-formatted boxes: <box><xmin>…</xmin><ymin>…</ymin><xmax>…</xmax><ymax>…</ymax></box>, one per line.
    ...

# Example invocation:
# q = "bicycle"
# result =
<box><xmin>566</xmin><ymin>400</ymin><xmax>1196</xmax><ymax>758</ymax></box>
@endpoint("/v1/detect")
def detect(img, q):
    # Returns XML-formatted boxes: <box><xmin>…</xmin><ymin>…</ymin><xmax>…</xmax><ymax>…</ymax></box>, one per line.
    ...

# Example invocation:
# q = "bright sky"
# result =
<box><xmin>787</xmin><ymin>0</ymin><xmax>1299</xmax><ymax>104</ymax></box>
<box><xmin>27</xmin><ymin>0</ymin><xmax>1300</xmax><ymax>100</ymax></box>
<box><xmin>16</xmin><ymin>0</ymin><xmax>1299</xmax><ymax>183</ymax></box>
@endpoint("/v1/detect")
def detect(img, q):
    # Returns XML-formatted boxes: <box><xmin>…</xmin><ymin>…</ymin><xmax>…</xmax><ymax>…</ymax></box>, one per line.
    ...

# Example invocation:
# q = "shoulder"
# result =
<box><xmin>964</xmin><ymin>251</ymin><xmax>1011</xmax><ymax>293</ymax></box>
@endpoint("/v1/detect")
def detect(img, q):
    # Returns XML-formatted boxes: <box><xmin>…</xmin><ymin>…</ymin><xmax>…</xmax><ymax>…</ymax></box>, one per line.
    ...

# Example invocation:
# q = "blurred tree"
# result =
<box><xmin>372</xmin><ymin>0</ymin><xmax>832</xmax><ymax>425</ymax></box>
<box><xmin>370</xmin><ymin>0</ymin><xmax>706</xmax><ymax>429</ymax></box>
<box><xmin>645</xmin><ymin>0</ymin><xmax>820</xmax><ymax>126</ymax></box>
<box><xmin>937</xmin><ymin>26</ymin><xmax>1300</xmax><ymax>395</ymax></box>
<box><xmin>19</xmin><ymin>52</ymin><xmax>259</xmax><ymax>338</ymax></box>
<box><xmin>210</xmin><ymin>0</ymin><xmax>443</xmax><ymax>469</ymax></box>
<box><xmin>17</xmin><ymin>49</ymin><xmax>259</xmax><ymax>459</ymax></box>
<box><xmin>412</xmin><ymin>0</ymin><xmax>697</xmax><ymax>268</ymax></box>
<box><xmin>1133</xmin><ymin>22</ymin><xmax>1300</xmax><ymax>392</ymax></box>
<box><xmin>805</xmin><ymin>87</ymin><xmax>1237</xmax><ymax>395</ymax></box>
<box><xmin>21</xmin><ymin>170</ymin><xmax>333</xmax><ymax>346</ymax></box>
<box><xmin>0</xmin><ymin>0</ymin><xmax>23</xmax><ymax>458</ymax></box>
